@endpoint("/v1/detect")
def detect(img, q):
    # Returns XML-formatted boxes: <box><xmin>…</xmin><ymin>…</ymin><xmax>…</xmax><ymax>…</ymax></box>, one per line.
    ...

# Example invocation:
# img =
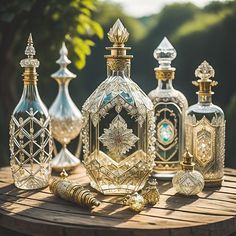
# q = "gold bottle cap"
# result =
<box><xmin>105</xmin><ymin>19</ymin><xmax>133</xmax><ymax>71</ymax></box>
<box><xmin>153</xmin><ymin>37</ymin><xmax>176</xmax><ymax>81</ymax></box>
<box><xmin>193</xmin><ymin>60</ymin><xmax>218</xmax><ymax>96</ymax></box>
<box><xmin>20</xmin><ymin>33</ymin><xmax>39</xmax><ymax>84</ymax></box>
<box><xmin>60</xmin><ymin>168</ymin><xmax>69</xmax><ymax>179</ymax></box>
<box><xmin>181</xmin><ymin>150</ymin><xmax>195</xmax><ymax>171</ymax></box>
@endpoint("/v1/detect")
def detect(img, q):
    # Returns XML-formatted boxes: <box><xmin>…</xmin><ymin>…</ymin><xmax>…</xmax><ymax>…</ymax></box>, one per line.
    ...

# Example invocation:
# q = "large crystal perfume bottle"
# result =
<box><xmin>186</xmin><ymin>61</ymin><xmax>225</xmax><ymax>186</ymax></box>
<box><xmin>49</xmin><ymin>42</ymin><xmax>83</xmax><ymax>172</ymax></box>
<box><xmin>82</xmin><ymin>19</ymin><xmax>156</xmax><ymax>195</ymax></box>
<box><xmin>9</xmin><ymin>34</ymin><xmax>53</xmax><ymax>189</ymax></box>
<box><xmin>148</xmin><ymin>37</ymin><xmax>188</xmax><ymax>179</ymax></box>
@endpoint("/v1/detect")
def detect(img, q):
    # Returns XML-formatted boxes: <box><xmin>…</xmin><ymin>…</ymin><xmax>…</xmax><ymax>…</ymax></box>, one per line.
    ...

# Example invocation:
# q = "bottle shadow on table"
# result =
<box><xmin>0</xmin><ymin>183</ymin><xmax>40</xmax><ymax>208</ymax></box>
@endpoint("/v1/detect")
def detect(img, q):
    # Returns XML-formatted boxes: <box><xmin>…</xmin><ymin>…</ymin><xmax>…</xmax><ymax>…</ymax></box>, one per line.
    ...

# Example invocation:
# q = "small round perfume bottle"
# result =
<box><xmin>172</xmin><ymin>150</ymin><xmax>204</xmax><ymax>196</ymax></box>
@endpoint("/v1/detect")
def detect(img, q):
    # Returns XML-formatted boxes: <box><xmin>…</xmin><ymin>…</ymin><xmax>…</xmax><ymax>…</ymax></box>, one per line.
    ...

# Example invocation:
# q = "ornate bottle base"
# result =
<box><xmin>13</xmin><ymin>171</ymin><xmax>50</xmax><ymax>190</ymax></box>
<box><xmin>51</xmin><ymin>147</ymin><xmax>80</xmax><ymax>172</ymax></box>
<box><xmin>84</xmin><ymin>150</ymin><xmax>152</xmax><ymax>196</ymax></box>
<box><xmin>152</xmin><ymin>171</ymin><xmax>176</xmax><ymax>180</ymax></box>
<box><xmin>90</xmin><ymin>181</ymin><xmax>145</xmax><ymax>196</ymax></box>
<box><xmin>152</xmin><ymin>162</ymin><xmax>180</xmax><ymax>180</ymax></box>
<box><xmin>204</xmin><ymin>178</ymin><xmax>224</xmax><ymax>187</ymax></box>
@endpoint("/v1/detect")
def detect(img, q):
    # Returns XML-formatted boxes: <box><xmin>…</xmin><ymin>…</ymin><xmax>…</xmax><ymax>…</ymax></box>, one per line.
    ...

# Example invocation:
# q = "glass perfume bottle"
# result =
<box><xmin>186</xmin><ymin>61</ymin><xmax>225</xmax><ymax>187</ymax></box>
<box><xmin>148</xmin><ymin>37</ymin><xmax>188</xmax><ymax>179</ymax></box>
<box><xmin>82</xmin><ymin>19</ymin><xmax>156</xmax><ymax>195</ymax></box>
<box><xmin>172</xmin><ymin>150</ymin><xmax>204</xmax><ymax>196</ymax></box>
<box><xmin>9</xmin><ymin>34</ymin><xmax>53</xmax><ymax>189</ymax></box>
<box><xmin>49</xmin><ymin>42</ymin><xmax>83</xmax><ymax>172</ymax></box>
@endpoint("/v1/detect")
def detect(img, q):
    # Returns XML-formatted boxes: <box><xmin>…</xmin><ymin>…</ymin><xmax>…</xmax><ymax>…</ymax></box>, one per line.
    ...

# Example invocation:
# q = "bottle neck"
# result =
<box><xmin>198</xmin><ymin>94</ymin><xmax>212</xmax><ymax>105</ymax></box>
<box><xmin>157</xmin><ymin>79</ymin><xmax>173</xmax><ymax>90</ymax></box>
<box><xmin>58</xmin><ymin>80</ymin><xmax>70</xmax><ymax>97</ymax></box>
<box><xmin>21</xmin><ymin>83</ymin><xmax>40</xmax><ymax>100</ymax></box>
<box><xmin>111</xmin><ymin>70</ymin><xmax>126</xmax><ymax>77</ymax></box>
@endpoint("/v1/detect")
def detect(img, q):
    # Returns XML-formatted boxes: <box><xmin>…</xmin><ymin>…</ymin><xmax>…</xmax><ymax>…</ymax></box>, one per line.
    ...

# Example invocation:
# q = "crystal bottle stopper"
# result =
<box><xmin>107</xmin><ymin>18</ymin><xmax>129</xmax><ymax>46</ymax></box>
<box><xmin>20</xmin><ymin>33</ymin><xmax>40</xmax><ymax>68</ymax></box>
<box><xmin>193</xmin><ymin>60</ymin><xmax>218</xmax><ymax>95</ymax></box>
<box><xmin>153</xmin><ymin>37</ymin><xmax>177</xmax><ymax>69</ymax></box>
<box><xmin>51</xmin><ymin>42</ymin><xmax>76</xmax><ymax>79</ymax></box>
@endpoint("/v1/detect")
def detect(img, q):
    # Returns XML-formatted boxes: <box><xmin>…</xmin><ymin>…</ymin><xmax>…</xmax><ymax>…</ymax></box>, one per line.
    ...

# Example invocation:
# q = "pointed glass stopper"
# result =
<box><xmin>20</xmin><ymin>33</ymin><xmax>40</xmax><ymax>68</ymax></box>
<box><xmin>195</xmin><ymin>60</ymin><xmax>215</xmax><ymax>81</ymax></box>
<box><xmin>51</xmin><ymin>42</ymin><xmax>76</xmax><ymax>79</ymax></box>
<box><xmin>153</xmin><ymin>37</ymin><xmax>177</xmax><ymax>69</ymax></box>
<box><xmin>25</xmin><ymin>33</ymin><xmax>35</xmax><ymax>58</ymax></box>
<box><xmin>107</xmin><ymin>19</ymin><xmax>129</xmax><ymax>46</ymax></box>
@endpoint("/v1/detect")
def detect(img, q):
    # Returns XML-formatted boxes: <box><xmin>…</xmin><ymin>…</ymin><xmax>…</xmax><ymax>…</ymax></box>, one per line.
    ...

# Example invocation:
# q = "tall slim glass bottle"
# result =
<box><xmin>9</xmin><ymin>34</ymin><xmax>53</xmax><ymax>189</ymax></box>
<box><xmin>49</xmin><ymin>42</ymin><xmax>83</xmax><ymax>172</ymax></box>
<box><xmin>186</xmin><ymin>61</ymin><xmax>225</xmax><ymax>186</ymax></box>
<box><xmin>148</xmin><ymin>37</ymin><xmax>188</xmax><ymax>179</ymax></box>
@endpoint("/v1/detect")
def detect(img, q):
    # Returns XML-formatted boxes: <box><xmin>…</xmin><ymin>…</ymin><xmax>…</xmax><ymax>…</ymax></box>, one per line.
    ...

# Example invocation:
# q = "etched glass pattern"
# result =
<box><xmin>82</xmin><ymin>20</ymin><xmax>155</xmax><ymax>195</ymax></box>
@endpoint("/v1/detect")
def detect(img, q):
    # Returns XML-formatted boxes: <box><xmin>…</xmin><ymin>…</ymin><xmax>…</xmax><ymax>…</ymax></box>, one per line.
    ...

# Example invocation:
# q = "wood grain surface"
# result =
<box><xmin>0</xmin><ymin>165</ymin><xmax>236</xmax><ymax>236</ymax></box>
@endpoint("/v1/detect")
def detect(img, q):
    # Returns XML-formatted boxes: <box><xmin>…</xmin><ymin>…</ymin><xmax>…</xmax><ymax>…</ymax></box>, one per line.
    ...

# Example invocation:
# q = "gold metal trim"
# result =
<box><xmin>155</xmin><ymin>68</ymin><xmax>175</xmax><ymax>81</ymax></box>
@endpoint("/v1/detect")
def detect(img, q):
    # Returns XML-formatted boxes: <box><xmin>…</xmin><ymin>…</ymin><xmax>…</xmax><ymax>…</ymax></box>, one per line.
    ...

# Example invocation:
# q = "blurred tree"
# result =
<box><xmin>135</xmin><ymin>0</ymin><xmax>236</xmax><ymax>167</ymax></box>
<box><xmin>0</xmin><ymin>0</ymin><xmax>103</xmax><ymax>165</ymax></box>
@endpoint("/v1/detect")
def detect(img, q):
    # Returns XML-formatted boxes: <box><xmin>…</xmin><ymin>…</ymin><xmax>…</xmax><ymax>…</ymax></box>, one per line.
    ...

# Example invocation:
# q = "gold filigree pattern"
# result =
<box><xmin>9</xmin><ymin>108</ymin><xmax>52</xmax><ymax>189</ymax></box>
<box><xmin>82</xmin><ymin>19</ymin><xmax>155</xmax><ymax>195</ymax></box>
<box><xmin>195</xmin><ymin>60</ymin><xmax>215</xmax><ymax>80</ymax></box>
<box><xmin>107</xmin><ymin>58</ymin><xmax>130</xmax><ymax>71</ymax></box>
<box><xmin>186</xmin><ymin>115</ymin><xmax>225</xmax><ymax>185</ymax></box>
<box><xmin>149</xmin><ymin>79</ymin><xmax>188</xmax><ymax>176</ymax></box>
<box><xmin>84</xmin><ymin>150</ymin><xmax>154</xmax><ymax>195</ymax></box>
<box><xmin>99</xmin><ymin>115</ymin><xmax>139</xmax><ymax>157</ymax></box>
<box><xmin>155</xmin><ymin>69</ymin><xmax>175</xmax><ymax>81</ymax></box>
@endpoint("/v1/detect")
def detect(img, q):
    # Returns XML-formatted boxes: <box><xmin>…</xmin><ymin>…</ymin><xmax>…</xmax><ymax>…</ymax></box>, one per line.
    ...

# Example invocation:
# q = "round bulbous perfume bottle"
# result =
<box><xmin>49</xmin><ymin>42</ymin><xmax>83</xmax><ymax>172</ymax></box>
<box><xmin>172</xmin><ymin>150</ymin><xmax>204</xmax><ymax>196</ymax></box>
<box><xmin>9</xmin><ymin>34</ymin><xmax>53</xmax><ymax>190</ymax></box>
<box><xmin>186</xmin><ymin>61</ymin><xmax>225</xmax><ymax>187</ymax></box>
<box><xmin>148</xmin><ymin>37</ymin><xmax>188</xmax><ymax>179</ymax></box>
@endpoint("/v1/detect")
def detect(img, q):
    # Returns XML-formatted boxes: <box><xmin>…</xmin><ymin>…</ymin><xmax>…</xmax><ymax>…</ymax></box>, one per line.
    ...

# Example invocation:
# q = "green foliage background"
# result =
<box><xmin>0</xmin><ymin>0</ymin><xmax>236</xmax><ymax>168</ymax></box>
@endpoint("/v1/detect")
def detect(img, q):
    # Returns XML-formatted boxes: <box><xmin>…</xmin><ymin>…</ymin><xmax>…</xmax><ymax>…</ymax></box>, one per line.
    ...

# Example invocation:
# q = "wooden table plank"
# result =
<box><xmin>0</xmin><ymin>165</ymin><xmax>236</xmax><ymax>236</ymax></box>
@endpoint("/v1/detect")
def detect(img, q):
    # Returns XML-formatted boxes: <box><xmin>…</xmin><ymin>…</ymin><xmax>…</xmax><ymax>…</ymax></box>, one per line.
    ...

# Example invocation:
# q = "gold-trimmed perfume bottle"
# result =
<box><xmin>82</xmin><ymin>19</ymin><xmax>156</xmax><ymax>195</ymax></box>
<box><xmin>186</xmin><ymin>61</ymin><xmax>225</xmax><ymax>186</ymax></box>
<box><xmin>9</xmin><ymin>34</ymin><xmax>53</xmax><ymax>189</ymax></box>
<box><xmin>148</xmin><ymin>37</ymin><xmax>188</xmax><ymax>179</ymax></box>
<box><xmin>172</xmin><ymin>150</ymin><xmax>204</xmax><ymax>196</ymax></box>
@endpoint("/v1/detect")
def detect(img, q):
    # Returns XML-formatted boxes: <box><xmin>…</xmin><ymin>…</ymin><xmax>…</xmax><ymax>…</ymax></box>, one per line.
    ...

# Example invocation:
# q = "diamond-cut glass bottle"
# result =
<box><xmin>186</xmin><ymin>61</ymin><xmax>225</xmax><ymax>186</ymax></box>
<box><xmin>82</xmin><ymin>19</ymin><xmax>156</xmax><ymax>195</ymax></box>
<box><xmin>9</xmin><ymin>34</ymin><xmax>53</xmax><ymax>189</ymax></box>
<box><xmin>172</xmin><ymin>150</ymin><xmax>204</xmax><ymax>196</ymax></box>
<box><xmin>148</xmin><ymin>37</ymin><xmax>188</xmax><ymax>179</ymax></box>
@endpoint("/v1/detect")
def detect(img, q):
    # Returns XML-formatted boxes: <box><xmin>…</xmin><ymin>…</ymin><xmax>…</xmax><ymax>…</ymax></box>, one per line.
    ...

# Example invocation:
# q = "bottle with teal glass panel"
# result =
<box><xmin>82</xmin><ymin>19</ymin><xmax>156</xmax><ymax>195</ymax></box>
<box><xmin>148</xmin><ymin>37</ymin><xmax>188</xmax><ymax>179</ymax></box>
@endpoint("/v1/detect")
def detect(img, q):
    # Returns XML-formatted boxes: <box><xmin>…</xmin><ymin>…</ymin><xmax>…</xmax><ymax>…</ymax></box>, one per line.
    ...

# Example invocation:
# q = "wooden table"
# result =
<box><xmin>0</xmin><ymin>166</ymin><xmax>236</xmax><ymax>236</ymax></box>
